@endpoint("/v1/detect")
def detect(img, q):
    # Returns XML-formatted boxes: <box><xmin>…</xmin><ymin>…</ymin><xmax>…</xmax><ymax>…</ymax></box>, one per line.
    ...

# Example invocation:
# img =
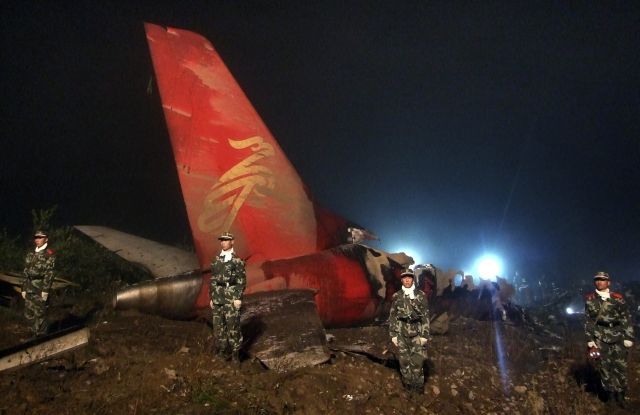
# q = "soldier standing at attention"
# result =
<box><xmin>209</xmin><ymin>232</ymin><xmax>246</xmax><ymax>363</ymax></box>
<box><xmin>585</xmin><ymin>271</ymin><xmax>634</xmax><ymax>407</ymax></box>
<box><xmin>22</xmin><ymin>230</ymin><xmax>56</xmax><ymax>336</ymax></box>
<box><xmin>389</xmin><ymin>269</ymin><xmax>430</xmax><ymax>394</ymax></box>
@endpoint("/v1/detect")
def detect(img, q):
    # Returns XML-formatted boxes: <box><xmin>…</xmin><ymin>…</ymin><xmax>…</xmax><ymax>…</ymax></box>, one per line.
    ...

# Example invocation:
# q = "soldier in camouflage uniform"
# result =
<box><xmin>209</xmin><ymin>232</ymin><xmax>246</xmax><ymax>363</ymax></box>
<box><xmin>389</xmin><ymin>269</ymin><xmax>430</xmax><ymax>393</ymax></box>
<box><xmin>585</xmin><ymin>271</ymin><xmax>634</xmax><ymax>407</ymax></box>
<box><xmin>21</xmin><ymin>230</ymin><xmax>56</xmax><ymax>336</ymax></box>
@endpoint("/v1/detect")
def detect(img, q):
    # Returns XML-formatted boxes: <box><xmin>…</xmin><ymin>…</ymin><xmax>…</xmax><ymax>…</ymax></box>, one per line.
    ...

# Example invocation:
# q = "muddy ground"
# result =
<box><xmin>0</xmin><ymin>298</ymin><xmax>638</xmax><ymax>414</ymax></box>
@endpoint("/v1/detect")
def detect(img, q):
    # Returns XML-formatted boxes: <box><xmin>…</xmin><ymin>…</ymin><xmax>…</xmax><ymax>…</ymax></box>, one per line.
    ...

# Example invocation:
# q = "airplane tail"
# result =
<box><xmin>144</xmin><ymin>23</ymin><xmax>355</xmax><ymax>267</ymax></box>
<box><xmin>143</xmin><ymin>24</ymin><xmax>413</xmax><ymax>327</ymax></box>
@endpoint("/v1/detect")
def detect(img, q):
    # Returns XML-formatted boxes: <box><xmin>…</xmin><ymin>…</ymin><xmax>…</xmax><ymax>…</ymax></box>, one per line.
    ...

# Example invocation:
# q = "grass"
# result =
<box><xmin>191</xmin><ymin>378</ymin><xmax>234</xmax><ymax>412</ymax></box>
<box><xmin>1</xmin><ymin>208</ymin><xmax>153</xmax><ymax>299</ymax></box>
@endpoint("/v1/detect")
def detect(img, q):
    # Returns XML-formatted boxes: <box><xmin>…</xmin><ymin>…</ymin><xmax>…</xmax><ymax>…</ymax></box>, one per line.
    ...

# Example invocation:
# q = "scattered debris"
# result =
<box><xmin>0</xmin><ymin>291</ymin><xmax>636</xmax><ymax>413</ymax></box>
<box><xmin>240</xmin><ymin>290</ymin><xmax>330</xmax><ymax>371</ymax></box>
<box><xmin>0</xmin><ymin>327</ymin><xmax>90</xmax><ymax>372</ymax></box>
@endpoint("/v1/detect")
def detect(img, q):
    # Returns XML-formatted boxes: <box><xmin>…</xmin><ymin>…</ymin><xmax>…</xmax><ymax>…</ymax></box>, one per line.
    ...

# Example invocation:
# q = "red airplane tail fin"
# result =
<box><xmin>144</xmin><ymin>24</ymin><xmax>411</xmax><ymax>327</ymax></box>
<box><xmin>145</xmin><ymin>23</ymin><xmax>355</xmax><ymax>267</ymax></box>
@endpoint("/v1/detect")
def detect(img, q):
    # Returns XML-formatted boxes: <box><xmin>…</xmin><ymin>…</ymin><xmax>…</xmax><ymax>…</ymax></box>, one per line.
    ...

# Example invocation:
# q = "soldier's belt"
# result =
<box><xmin>213</xmin><ymin>282</ymin><xmax>236</xmax><ymax>287</ymax></box>
<box><xmin>596</xmin><ymin>321</ymin><xmax>620</xmax><ymax>328</ymax></box>
<box><xmin>398</xmin><ymin>317</ymin><xmax>421</xmax><ymax>323</ymax></box>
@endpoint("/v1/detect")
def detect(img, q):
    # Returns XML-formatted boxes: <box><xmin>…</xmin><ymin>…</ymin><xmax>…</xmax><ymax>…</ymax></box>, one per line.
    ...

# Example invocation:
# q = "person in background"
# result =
<box><xmin>585</xmin><ymin>271</ymin><xmax>634</xmax><ymax>408</ymax></box>
<box><xmin>22</xmin><ymin>230</ymin><xmax>56</xmax><ymax>336</ymax></box>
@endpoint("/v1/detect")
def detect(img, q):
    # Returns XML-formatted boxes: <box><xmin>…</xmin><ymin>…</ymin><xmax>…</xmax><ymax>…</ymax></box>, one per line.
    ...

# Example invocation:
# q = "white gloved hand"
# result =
<box><xmin>587</xmin><ymin>341</ymin><xmax>596</xmax><ymax>348</ymax></box>
<box><xmin>209</xmin><ymin>300</ymin><xmax>214</xmax><ymax>309</ymax></box>
<box><xmin>21</xmin><ymin>291</ymin><xmax>27</xmax><ymax>299</ymax></box>
<box><xmin>41</xmin><ymin>292</ymin><xmax>48</xmax><ymax>301</ymax></box>
<box><xmin>233</xmin><ymin>299</ymin><xmax>242</xmax><ymax>309</ymax></box>
<box><xmin>391</xmin><ymin>336</ymin><xmax>398</xmax><ymax>346</ymax></box>
<box><xmin>623</xmin><ymin>340</ymin><xmax>633</xmax><ymax>348</ymax></box>
<box><xmin>417</xmin><ymin>337</ymin><xmax>428</xmax><ymax>346</ymax></box>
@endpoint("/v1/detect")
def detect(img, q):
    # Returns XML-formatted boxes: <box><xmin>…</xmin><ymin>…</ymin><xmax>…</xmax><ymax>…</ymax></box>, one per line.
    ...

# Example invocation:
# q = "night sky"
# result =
<box><xmin>2</xmin><ymin>1</ymin><xmax>639</xmax><ymax>284</ymax></box>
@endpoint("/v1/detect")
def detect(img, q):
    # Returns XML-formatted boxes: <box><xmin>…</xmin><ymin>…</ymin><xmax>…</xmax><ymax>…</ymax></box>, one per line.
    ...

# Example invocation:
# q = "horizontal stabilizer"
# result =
<box><xmin>74</xmin><ymin>226</ymin><xmax>199</xmax><ymax>278</ymax></box>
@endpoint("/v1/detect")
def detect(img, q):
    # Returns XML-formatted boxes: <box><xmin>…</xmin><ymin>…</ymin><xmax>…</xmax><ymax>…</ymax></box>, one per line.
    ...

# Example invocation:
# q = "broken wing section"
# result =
<box><xmin>0</xmin><ymin>272</ymin><xmax>79</xmax><ymax>293</ymax></box>
<box><xmin>145</xmin><ymin>23</ymin><xmax>323</xmax><ymax>267</ymax></box>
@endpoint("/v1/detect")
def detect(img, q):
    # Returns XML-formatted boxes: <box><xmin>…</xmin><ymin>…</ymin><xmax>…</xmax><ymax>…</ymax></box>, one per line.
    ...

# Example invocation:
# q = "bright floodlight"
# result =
<box><xmin>475</xmin><ymin>254</ymin><xmax>502</xmax><ymax>279</ymax></box>
<box><xmin>565</xmin><ymin>307</ymin><xmax>574</xmax><ymax>315</ymax></box>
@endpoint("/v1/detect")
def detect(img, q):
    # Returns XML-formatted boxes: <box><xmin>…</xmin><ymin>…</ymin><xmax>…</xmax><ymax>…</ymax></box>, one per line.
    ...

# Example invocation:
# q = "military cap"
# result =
<box><xmin>34</xmin><ymin>230</ymin><xmax>48</xmax><ymax>238</ymax></box>
<box><xmin>400</xmin><ymin>269</ymin><xmax>415</xmax><ymax>279</ymax></box>
<box><xmin>593</xmin><ymin>271</ymin><xmax>610</xmax><ymax>281</ymax></box>
<box><xmin>218</xmin><ymin>232</ymin><xmax>234</xmax><ymax>241</ymax></box>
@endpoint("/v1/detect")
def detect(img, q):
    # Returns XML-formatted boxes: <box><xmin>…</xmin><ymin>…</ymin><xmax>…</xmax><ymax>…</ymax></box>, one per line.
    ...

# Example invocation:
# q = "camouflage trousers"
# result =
<box><xmin>211</xmin><ymin>303</ymin><xmax>242</xmax><ymax>353</ymax></box>
<box><xmin>595</xmin><ymin>341</ymin><xmax>629</xmax><ymax>392</ymax></box>
<box><xmin>397</xmin><ymin>335</ymin><xmax>427</xmax><ymax>389</ymax></box>
<box><xmin>23</xmin><ymin>291</ymin><xmax>48</xmax><ymax>336</ymax></box>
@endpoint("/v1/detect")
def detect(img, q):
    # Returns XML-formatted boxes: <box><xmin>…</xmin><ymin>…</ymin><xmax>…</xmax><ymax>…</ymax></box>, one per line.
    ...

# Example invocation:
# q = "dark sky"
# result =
<box><xmin>2</xmin><ymin>1</ymin><xmax>639</xmax><ymax>283</ymax></box>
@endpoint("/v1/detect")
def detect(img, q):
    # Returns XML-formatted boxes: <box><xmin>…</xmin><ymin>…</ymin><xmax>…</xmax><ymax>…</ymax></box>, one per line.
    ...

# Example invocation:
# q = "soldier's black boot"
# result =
<box><xmin>616</xmin><ymin>391</ymin><xmax>627</xmax><ymax>408</ymax></box>
<box><xmin>216</xmin><ymin>343</ymin><xmax>231</xmax><ymax>358</ymax></box>
<box><xmin>213</xmin><ymin>342</ymin><xmax>224</xmax><ymax>356</ymax></box>
<box><xmin>34</xmin><ymin>320</ymin><xmax>49</xmax><ymax>337</ymax></box>
<box><xmin>606</xmin><ymin>391</ymin><xmax>616</xmax><ymax>407</ymax></box>
<box><xmin>223</xmin><ymin>346</ymin><xmax>232</xmax><ymax>360</ymax></box>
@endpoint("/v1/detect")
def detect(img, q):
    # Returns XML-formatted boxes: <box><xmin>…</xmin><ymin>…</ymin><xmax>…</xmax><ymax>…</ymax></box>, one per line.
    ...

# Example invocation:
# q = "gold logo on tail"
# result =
<box><xmin>198</xmin><ymin>136</ymin><xmax>275</xmax><ymax>233</ymax></box>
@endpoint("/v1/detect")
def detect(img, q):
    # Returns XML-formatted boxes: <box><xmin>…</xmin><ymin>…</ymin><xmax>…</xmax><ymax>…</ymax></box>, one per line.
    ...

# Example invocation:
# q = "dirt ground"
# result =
<box><xmin>0</xmin><ymin>300</ymin><xmax>638</xmax><ymax>414</ymax></box>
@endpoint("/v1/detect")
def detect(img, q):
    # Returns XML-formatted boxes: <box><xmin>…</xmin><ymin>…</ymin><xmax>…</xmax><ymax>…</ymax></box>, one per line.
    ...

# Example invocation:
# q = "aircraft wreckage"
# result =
<box><xmin>71</xmin><ymin>23</ymin><xmax>576</xmax><ymax>370</ymax></box>
<box><xmin>70</xmin><ymin>24</ymin><xmax>558</xmax><ymax>371</ymax></box>
<box><xmin>0</xmin><ymin>24</ymin><xmax>617</xmax><ymax>372</ymax></box>
<box><xmin>2</xmin><ymin>23</ymin><xmax>542</xmax><ymax>371</ymax></box>
<box><xmin>72</xmin><ymin>23</ymin><xmax>417</xmax><ymax>371</ymax></box>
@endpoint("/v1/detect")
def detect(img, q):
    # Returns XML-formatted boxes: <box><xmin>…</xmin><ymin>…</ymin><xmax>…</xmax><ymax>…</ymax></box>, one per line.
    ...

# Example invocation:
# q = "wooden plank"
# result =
<box><xmin>0</xmin><ymin>327</ymin><xmax>90</xmax><ymax>372</ymax></box>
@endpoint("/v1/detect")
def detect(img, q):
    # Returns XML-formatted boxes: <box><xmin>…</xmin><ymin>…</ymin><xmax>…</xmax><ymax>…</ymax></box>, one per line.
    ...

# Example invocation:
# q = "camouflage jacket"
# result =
<box><xmin>23</xmin><ymin>247</ymin><xmax>56</xmax><ymax>293</ymax></box>
<box><xmin>209</xmin><ymin>253</ymin><xmax>246</xmax><ymax>305</ymax></box>
<box><xmin>585</xmin><ymin>291</ymin><xmax>634</xmax><ymax>344</ymax></box>
<box><xmin>388</xmin><ymin>288</ymin><xmax>430</xmax><ymax>340</ymax></box>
